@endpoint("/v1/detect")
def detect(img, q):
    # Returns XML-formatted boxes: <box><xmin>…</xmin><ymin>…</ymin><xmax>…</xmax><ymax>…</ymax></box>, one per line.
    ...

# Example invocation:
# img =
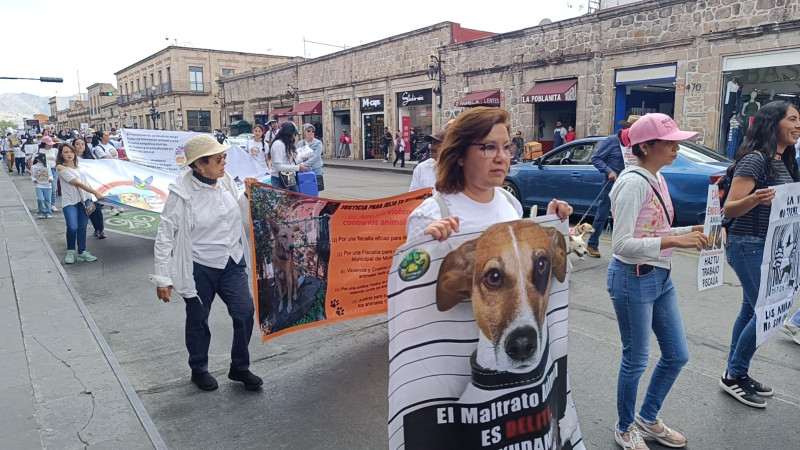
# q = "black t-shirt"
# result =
<box><xmin>729</xmin><ymin>153</ymin><xmax>795</xmax><ymax>238</ymax></box>
<box><xmin>381</xmin><ymin>132</ymin><xmax>392</xmax><ymax>147</ymax></box>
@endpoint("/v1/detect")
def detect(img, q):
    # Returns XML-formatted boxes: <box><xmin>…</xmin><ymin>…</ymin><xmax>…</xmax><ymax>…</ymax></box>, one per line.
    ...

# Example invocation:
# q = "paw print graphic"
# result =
<box><xmin>336</xmin><ymin>306</ymin><xmax>344</xmax><ymax>316</ymax></box>
<box><xmin>330</xmin><ymin>299</ymin><xmax>340</xmax><ymax>308</ymax></box>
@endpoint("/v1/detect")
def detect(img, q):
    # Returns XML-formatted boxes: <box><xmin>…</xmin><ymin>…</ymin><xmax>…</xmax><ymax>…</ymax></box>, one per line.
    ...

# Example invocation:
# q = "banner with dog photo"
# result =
<box><xmin>247</xmin><ymin>180</ymin><xmax>431</xmax><ymax>342</ymax></box>
<box><xmin>756</xmin><ymin>183</ymin><xmax>800</xmax><ymax>346</ymax></box>
<box><xmin>388</xmin><ymin>217</ymin><xmax>584</xmax><ymax>450</ymax></box>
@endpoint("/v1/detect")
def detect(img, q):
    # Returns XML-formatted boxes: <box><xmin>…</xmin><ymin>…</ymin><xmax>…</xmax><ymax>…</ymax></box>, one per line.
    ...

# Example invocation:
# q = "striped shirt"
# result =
<box><xmin>729</xmin><ymin>153</ymin><xmax>795</xmax><ymax>238</ymax></box>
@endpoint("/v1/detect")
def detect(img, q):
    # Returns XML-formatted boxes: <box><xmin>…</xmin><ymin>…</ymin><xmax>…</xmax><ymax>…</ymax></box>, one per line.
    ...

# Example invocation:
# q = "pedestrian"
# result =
<box><xmin>719</xmin><ymin>101</ymin><xmax>800</xmax><ymax>407</ymax></box>
<box><xmin>553</xmin><ymin>120</ymin><xmax>567</xmax><ymax>148</ymax></box>
<box><xmin>266</xmin><ymin>120</ymin><xmax>279</xmax><ymax>144</ymax></box>
<box><xmin>393</xmin><ymin>130</ymin><xmax>405</xmax><ymax>168</ymax></box>
<box><xmin>297</xmin><ymin>123</ymin><xmax>324</xmax><ymax>189</ymax></box>
<box><xmin>2</xmin><ymin>132</ymin><xmax>14</xmax><ymax>173</ymax></box>
<box><xmin>151</xmin><ymin>134</ymin><xmax>262</xmax><ymax>392</ymax></box>
<box><xmin>783</xmin><ymin>308</ymin><xmax>800</xmax><ymax>345</ymax></box>
<box><xmin>31</xmin><ymin>154</ymin><xmax>53</xmax><ymax>219</ymax></box>
<box><xmin>406</xmin><ymin>106</ymin><xmax>571</xmax><ymax>243</ymax></box>
<box><xmin>409</xmin><ymin>128</ymin><xmax>418</xmax><ymax>161</ymax></box>
<box><xmin>512</xmin><ymin>131</ymin><xmax>525</xmax><ymax>157</ymax></box>
<box><xmin>92</xmin><ymin>130</ymin><xmax>116</xmax><ymax>159</ymax></box>
<box><xmin>338</xmin><ymin>130</ymin><xmax>348</xmax><ymax>158</ymax></box>
<box><xmin>409</xmin><ymin>130</ymin><xmax>444</xmax><ymax>192</ymax></box>
<box><xmin>38</xmin><ymin>136</ymin><xmax>59</xmax><ymax>211</ymax></box>
<box><xmin>565</xmin><ymin>125</ymin><xmax>577</xmax><ymax>143</ymax></box>
<box><xmin>74</xmin><ymin>137</ymin><xmax>113</xmax><ymax>236</ymax></box>
<box><xmin>215</xmin><ymin>128</ymin><xmax>227</xmax><ymax>145</ymax></box>
<box><xmin>343</xmin><ymin>130</ymin><xmax>352</xmax><ymax>158</ymax></box>
<box><xmin>56</xmin><ymin>142</ymin><xmax>104</xmax><ymax>264</ymax></box>
<box><xmin>19</xmin><ymin>137</ymin><xmax>37</xmax><ymax>175</ymax></box>
<box><xmin>381</xmin><ymin>127</ymin><xmax>393</xmax><ymax>162</ymax></box>
<box><xmin>269</xmin><ymin>121</ymin><xmax>308</xmax><ymax>192</ymax></box>
<box><xmin>606</xmin><ymin>113</ymin><xmax>708</xmax><ymax>449</ymax></box>
<box><xmin>587</xmin><ymin>115</ymin><xmax>640</xmax><ymax>258</ymax></box>
<box><xmin>247</xmin><ymin>124</ymin><xmax>270</xmax><ymax>177</ymax></box>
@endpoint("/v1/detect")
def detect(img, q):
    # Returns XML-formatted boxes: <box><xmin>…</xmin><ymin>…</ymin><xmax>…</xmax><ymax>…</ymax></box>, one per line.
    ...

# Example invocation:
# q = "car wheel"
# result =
<box><xmin>503</xmin><ymin>180</ymin><xmax>521</xmax><ymax>201</ymax></box>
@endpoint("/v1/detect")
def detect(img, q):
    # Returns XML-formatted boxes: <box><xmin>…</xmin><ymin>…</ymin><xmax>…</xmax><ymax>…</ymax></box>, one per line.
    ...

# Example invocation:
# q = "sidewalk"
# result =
<box><xmin>322</xmin><ymin>155</ymin><xmax>417</xmax><ymax>174</ymax></box>
<box><xmin>0</xmin><ymin>170</ymin><xmax>162</xmax><ymax>449</ymax></box>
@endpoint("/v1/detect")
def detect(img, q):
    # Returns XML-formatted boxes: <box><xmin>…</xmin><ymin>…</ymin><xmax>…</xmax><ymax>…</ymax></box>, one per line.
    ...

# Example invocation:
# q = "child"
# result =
<box><xmin>17</xmin><ymin>137</ymin><xmax>34</xmax><ymax>175</ymax></box>
<box><xmin>31</xmin><ymin>154</ymin><xmax>53</xmax><ymax>218</ymax></box>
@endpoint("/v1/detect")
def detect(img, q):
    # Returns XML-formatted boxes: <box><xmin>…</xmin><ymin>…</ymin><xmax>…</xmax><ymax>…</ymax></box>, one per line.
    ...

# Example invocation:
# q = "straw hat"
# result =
<box><xmin>617</xmin><ymin>115</ymin><xmax>641</xmax><ymax>128</ymax></box>
<box><xmin>183</xmin><ymin>134</ymin><xmax>228</xmax><ymax>167</ymax></box>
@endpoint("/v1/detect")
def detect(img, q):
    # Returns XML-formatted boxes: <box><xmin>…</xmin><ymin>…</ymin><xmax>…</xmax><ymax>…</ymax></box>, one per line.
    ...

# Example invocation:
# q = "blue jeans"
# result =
<box><xmin>184</xmin><ymin>257</ymin><xmax>254</xmax><ymax>373</ymax></box>
<box><xmin>791</xmin><ymin>309</ymin><xmax>800</xmax><ymax>327</ymax></box>
<box><xmin>607</xmin><ymin>258</ymin><xmax>690</xmax><ymax>432</ymax></box>
<box><xmin>63</xmin><ymin>201</ymin><xmax>90</xmax><ymax>252</ymax></box>
<box><xmin>725</xmin><ymin>235</ymin><xmax>765</xmax><ymax>377</ymax></box>
<box><xmin>89</xmin><ymin>203</ymin><xmax>104</xmax><ymax>231</ymax></box>
<box><xmin>50</xmin><ymin>168</ymin><xmax>57</xmax><ymax>205</ymax></box>
<box><xmin>588</xmin><ymin>179</ymin><xmax>613</xmax><ymax>248</ymax></box>
<box><xmin>36</xmin><ymin>187</ymin><xmax>52</xmax><ymax>216</ymax></box>
<box><xmin>270</xmin><ymin>174</ymin><xmax>299</xmax><ymax>192</ymax></box>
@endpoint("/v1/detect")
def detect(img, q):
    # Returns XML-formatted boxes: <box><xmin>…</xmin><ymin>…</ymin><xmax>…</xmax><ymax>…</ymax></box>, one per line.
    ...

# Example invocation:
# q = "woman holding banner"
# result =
<box><xmin>719</xmin><ymin>101</ymin><xmax>800</xmax><ymax>408</ymax></box>
<box><xmin>406</xmin><ymin>107</ymin><xmax>571</xmax><ymax>242</ymax></box>
<box><xmin>151</xmin><ymin>134</ymin><xmax>262</xmax><ymax>392</ymax></box>
<box><xmin>606</xmin><ymin>114</ymin><xmax>708</xmax><ymax>449</ymax></box>
<box><xmin>73</xmin><ymin>138</ymin><xmax>110</xmax><ymax>238</ymax></box>
<box><xmin>269</xmin><ymin>121</ymin><xmax>308</xmax><ymax>192</ymax></box>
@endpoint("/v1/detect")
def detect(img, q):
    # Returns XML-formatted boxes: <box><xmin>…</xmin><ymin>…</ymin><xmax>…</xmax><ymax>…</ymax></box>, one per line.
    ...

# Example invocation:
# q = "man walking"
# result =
<box><xmin>553</xmin><ymin>120</ymin><xmax>567</xmax><ymax>148</ymax></box>
<box><xmin>586</xmin><ymin>115</ymin><xmax>639</xmax><ymax>258</ymax></box>
<box><xmin>381</xmin><ymin>127</ymin><xmax>393</xmax><ymax>162</ymax></box>
<box><xmin>409</xmin><ymin>130</ymin><xmax>444</xmax><ymax>191</ymax></box>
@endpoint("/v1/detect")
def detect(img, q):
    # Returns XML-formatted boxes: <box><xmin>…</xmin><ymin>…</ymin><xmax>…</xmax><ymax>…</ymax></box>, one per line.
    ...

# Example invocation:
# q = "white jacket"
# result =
<box><xmin>149</xmin><ymin>170</ymin><xmax>251</xmax><ymax>299</ymax></box>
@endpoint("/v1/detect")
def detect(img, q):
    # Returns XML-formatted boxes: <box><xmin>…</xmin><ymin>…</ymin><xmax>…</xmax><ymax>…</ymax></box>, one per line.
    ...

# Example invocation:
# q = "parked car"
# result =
<box><xmin>227</xmin><ymin>133</ymin><xmax>254</xmax><ymax>149</ymax></box>
<box><xmin>503</xmin><ymin>137</ymin><xmax>732</xmax><ymax>225</ymax></box>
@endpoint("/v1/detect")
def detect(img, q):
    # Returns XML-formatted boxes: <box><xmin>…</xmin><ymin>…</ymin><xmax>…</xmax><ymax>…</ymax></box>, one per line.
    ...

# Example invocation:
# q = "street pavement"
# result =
<box><xmin>3</xmin><ymin>160</ymin><xmax>798</xmax><ymax>449</ymax></box>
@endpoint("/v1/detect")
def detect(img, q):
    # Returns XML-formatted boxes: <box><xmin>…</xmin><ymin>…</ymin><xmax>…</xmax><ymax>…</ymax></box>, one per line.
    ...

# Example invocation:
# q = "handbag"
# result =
<box><xmin>316</xmin><ymin>174</ymin><xmax>325</xmax><ymax>191</ymax></box>
<box><xmin>75</xmin><ymin>168</ymin><xmax>96</xmax><ymax>215</ymax></box>
<box><xmin>279</xmin><ymin>171</ymin><xmax>298</xmax><ymax>187</ymax></box>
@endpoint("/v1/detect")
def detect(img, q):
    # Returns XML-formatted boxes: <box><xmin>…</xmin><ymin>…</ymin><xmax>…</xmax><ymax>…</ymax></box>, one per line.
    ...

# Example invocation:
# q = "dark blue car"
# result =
<box><xmin>503</xmin><ymin>137</ymin><xmax>732</xmax><ymax>225</ymax></box>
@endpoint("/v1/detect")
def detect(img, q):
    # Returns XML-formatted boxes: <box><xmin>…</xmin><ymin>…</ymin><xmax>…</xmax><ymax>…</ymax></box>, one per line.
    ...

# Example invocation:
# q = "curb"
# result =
<box><xmin>7</xmin><ymin>174</ymin><xmax>168</xmax><ymax>450</ymax></box>
<box><xmin>323</xmin><ymin>160</ymin><xmax>415</xmax><ymax>175</ymax></box>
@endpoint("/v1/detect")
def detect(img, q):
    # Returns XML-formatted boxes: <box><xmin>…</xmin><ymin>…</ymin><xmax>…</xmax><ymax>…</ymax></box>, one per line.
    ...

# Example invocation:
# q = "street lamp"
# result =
<box><xmin>149</xmin><ymin>86</ymin><xmax>159</xmax><ymax>130</ymax></box>
<box><xmin>427</xmin><ymin>55</ymin><xmax>445</xmax><ymax>108</ymax></box>
<box><xmin>0</xmin><ymin>76</ymin><xmax>63</xmax><ymax>83</ymax></box>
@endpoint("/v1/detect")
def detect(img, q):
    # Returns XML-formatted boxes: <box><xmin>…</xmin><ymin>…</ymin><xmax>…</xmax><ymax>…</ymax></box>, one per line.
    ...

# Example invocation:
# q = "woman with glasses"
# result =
<box><xmin>406</xmin><ymin>106</ymin><xmax>572</xmax><ymax>242</ymax></box>
<box><xmin>297</xmin><ymin>123</ymin><xmax>324</xmax><ymax>177</ymax></box>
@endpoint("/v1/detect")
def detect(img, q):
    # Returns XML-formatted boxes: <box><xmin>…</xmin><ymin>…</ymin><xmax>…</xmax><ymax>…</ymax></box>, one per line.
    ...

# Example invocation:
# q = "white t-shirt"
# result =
<box><xmin>270</xmin><ymin>140</ymin><xmax>300</xmax><ymax>177</ymax></box>
<box><xmin>408</xmin><ymin>158</ymin><xmax>436</xmax><ymax>192</ymax></box>
<box><xmin>246</xmin><ymin>139</ymin><xmax>269</xmax><ymax>174</ymax></box>
<box><xmin>22</xmin><ymin>143</ymin><xmax>38</xmax><ymax>157</ymax></box>
<box><xmin>406</xmin><ymin>187</ymin><xmax>522</xmax><ymax>242</ymax></box>
<box><xmin>93</xmin><ymin>142</ymin><xmax>115</xmax><ymax>159</ymax></box>
<box><xmin>57</xmin><ymin>166</ymin><xmax>94</xmax><ymax>208</ymax></box>
<box><xmin>31</xmin><ymin>163</ymin><xmax>52</xmax><ymax>188</ymax></box>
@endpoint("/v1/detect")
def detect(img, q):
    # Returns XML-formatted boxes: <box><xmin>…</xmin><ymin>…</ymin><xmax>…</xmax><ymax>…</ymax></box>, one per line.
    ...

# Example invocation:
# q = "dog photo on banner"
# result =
<box><xmin>388</xmin><ymin>216</ymin><xmax>584</xmax><ymax>450</ymax></box>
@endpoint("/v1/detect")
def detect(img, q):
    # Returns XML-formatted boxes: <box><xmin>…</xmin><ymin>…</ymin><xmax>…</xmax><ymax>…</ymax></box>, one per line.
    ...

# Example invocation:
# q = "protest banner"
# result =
<box><xmin>80</xmin><ymin>159</ymin><xmax>173</xmax><ymax>213</ymax></box>
<box><xmin>756</xmin><ymin>182</ymin><xmax>800</xmax><ymax>346</ymax></box>
<box><xmin>388</xmin><ymin>216</ymin><xmax>584</xmax><ymax>450</ymax></box>
<box><xmin>247</xmin><ymin>180</ymin><xmax>431</xmax><ymax>342</ymax></box>
<box><xmin>620</xmin><ymin>141</ymin><xmax>636</xmax><ymax>167</ymax></box>
<box><xmin>698</xmin><ymin>184</ymin><xmax>724</xmax><ymax>291</ymax></box>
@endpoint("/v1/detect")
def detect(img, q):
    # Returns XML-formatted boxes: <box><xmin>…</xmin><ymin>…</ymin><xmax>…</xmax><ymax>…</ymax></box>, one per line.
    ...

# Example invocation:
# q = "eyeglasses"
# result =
<box><xmin>212</xmin><ymin>153</ymin><xmax>227</xmax><ymax>163</ymax></box>
<box><xmin>471</xmin><ymin>142</ymin><xmax>512</xmax><ymax>158</ymax></box>
<box><xmin>304</xmin><ymin>129</ymin><xmax>315</xmax><ymax>132</ymax></box>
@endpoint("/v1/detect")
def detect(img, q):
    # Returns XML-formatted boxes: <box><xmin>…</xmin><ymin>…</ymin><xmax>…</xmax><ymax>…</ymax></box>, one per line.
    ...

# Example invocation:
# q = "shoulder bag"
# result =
<box><xmin>70</xmin><ymin>167</ymin><xmax>96</xmax><ymax>215</ymax></box>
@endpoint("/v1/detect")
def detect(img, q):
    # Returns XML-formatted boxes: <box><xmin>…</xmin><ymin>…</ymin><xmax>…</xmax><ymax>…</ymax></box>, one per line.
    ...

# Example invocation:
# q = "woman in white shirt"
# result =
<box><xmin>55</xmin><ymin>143</ymin><xmax>105</xmax><ymax>264</ymax></box>
<box><xmin>269</xmin><ymin>121</ymin><xmax>308</xmax><ymax>192</ymax></box>
<box><xmin>246</xmin><ymin>124</ymin><xmax>270</xmax><ymax>176</ymax></box>
<box><xmin>38</xmin><ymin>136</ymin><xmax>59</xmax><ymax>210</ymax></box>
<box><xmin>151</xmin><ymin>134</ymin><xmax>262</xmax><ymax>392</ymax></box>
<box><xmin>392</xmin><ymin>130</ymin><xmax>406</xmax><ymax>168</ymax></box>
<box><xmin>92</xmin><ymin>130</ymin><xmax>116</xmax><ymax>159</ymax></box>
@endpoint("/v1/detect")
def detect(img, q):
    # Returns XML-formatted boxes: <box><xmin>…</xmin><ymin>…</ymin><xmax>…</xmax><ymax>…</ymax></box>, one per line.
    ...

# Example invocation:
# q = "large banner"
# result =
<box><xmin>756</xmin><ymin>182</ymin><xmax>800</xmax><ymax>346</ymax></box>
<box><xmin>698</xmin><ymin>184</ymin><xmax>724</xmax><ymax>291</ymax></box>
<box><xmin>247</xmin><ymin>180</ymin><xmax>431</xmax><ymax>341</ymax></box>
<box><xmin>388</xmin><ymin>217</ymin><xmax>584</xmax><ymax>450</ymax></box>
<box><xmin>80</xmin><ymin>159</ymin><xmax>173</xmax><ymax>213</ymax></box>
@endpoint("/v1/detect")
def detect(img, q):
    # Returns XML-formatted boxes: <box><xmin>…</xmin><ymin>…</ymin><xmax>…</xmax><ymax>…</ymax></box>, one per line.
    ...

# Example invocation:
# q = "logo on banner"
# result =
<box><xmin>97</xmin><ymin>175</ymin><xmax>168</xmax><ymax>212</ymax></box>
<box><xmin>398</xmin><ymin>249</ymin><xmax>430</xmax><ymax>281</ymax></box>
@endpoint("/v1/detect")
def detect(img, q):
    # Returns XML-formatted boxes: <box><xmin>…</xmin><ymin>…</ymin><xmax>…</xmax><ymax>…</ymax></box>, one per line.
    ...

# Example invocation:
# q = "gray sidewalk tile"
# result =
<box><xmin>0</xmin><ymin>350</ymin><xmax>31</xmax><ymax>389</ymax></box>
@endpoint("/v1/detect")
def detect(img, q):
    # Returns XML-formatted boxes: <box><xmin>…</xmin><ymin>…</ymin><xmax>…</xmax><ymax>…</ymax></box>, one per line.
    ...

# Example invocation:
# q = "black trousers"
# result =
<box><xmin>393</xmin><ymin>150</ymin><xmax>405</xmax><ymax>167</ymax></box>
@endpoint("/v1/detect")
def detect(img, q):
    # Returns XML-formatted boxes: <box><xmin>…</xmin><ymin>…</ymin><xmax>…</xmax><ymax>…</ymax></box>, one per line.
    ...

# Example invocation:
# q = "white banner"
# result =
<box><xmin>80</xmin><ymin>159</ymin><xmax>173</xmax><ymax>213</ymax></box>
<box><xmin>620</xmin><ymin>141</ymin><xmax>636</xmax><ymax>167</ymax></box>
<box><xmin>698</xmin><ymin>185</ymin><xmax>724</xmax><ymax>291</ymax></box>
<box><xmin>388</xmin><ymin>216</ymin><xmax>583</xmax><ymax>450</ymax></box>
<box><xmin>756</xmin><ymin>183</ymin><xmax>800</xmax><ymax>346</ymax></box>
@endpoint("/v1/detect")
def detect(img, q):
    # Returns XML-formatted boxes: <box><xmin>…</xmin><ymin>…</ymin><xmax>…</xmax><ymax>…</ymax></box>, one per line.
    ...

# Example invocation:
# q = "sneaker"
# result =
<box><xmin>111</xmin><ymin>207</ymin><xmax>124</xmax><ymax>216</ymax></box>
<box><xmin>191</xmin><ymin>371</ymin><xmax>218</xmax><ymax>391</ymax></box>
<box><xmin>587</xmin><ymin>246</ymin><xmax>601</xmax><ymax>258</ymax></box>
<box><xmin>64</xmin><ymin>250</ymin><xmax>75</xmax><ymax>264</ymax></box>
<box><xmin>615</xmin><ymin>427</ymin><xmax>648</xmax><ymax>449</ymax></box>
<box><xmin>228</xmin><ymin>369</ymin><xmax>263</xmax><ymax>391</ymax></box>
<box><xmin>635</xmin><ymin>416</ymin><xmax>687</xmax><ymax>448</ymax></box>
<box><xmin>93</xmin><ymin>230</ymin><xmax>99</xmax><ymax>238</ymax></box>
<box><xmin>782</xmin><ymin>317</ymin><xmax>800</xmax><ymax>345</ymax></box>
<box><xmin>45</xmin><ymin>214</ymin><xmax>53</xmax><ymax>219</ymax></box>
<box><xmin>719</xmin><ymin>373</ymin><xmax>767</xmax><ymax>408</ymax></box>
<box><xmin>76</xmin><ymin>251</ymin><xmax>98</xmax><ymax>262</ymax></box>
<box><xmin>51</xmin><ymin>206</ymin><xmax>58</xmax><ymax>212</ymax></box>
<box><xmin>38</xmin><ymin>214</ymin><xmax>46</xmax><ymax>219</ymax></box>
<box><xmin>98</xmin><ymin>230</ymin><xmax>106</xmax><ymax>239</ymax></box>
<box><xmin>723</xmin><ymin>371</ymin><xmax>773</xmax><ymax>396</ymax></box>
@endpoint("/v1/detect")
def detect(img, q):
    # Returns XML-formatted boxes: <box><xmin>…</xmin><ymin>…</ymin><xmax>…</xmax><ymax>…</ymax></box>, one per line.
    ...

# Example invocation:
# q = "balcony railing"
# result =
<box><xmin>116</xmin><ymin>81</ymin><xmax>211</xmax><ymax>105</ymax></box>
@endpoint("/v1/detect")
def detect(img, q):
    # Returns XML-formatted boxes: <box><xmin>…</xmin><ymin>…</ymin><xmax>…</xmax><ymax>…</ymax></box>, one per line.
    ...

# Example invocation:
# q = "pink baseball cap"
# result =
<box><xmin>627</xmin><ymin>113</ymin><xmax>698</xmax><ymax>146</ymax></box>
<box><xmin>40</xmin><ymin>136</ymin><xmax>55</xmax><ymax>146</ymax></box>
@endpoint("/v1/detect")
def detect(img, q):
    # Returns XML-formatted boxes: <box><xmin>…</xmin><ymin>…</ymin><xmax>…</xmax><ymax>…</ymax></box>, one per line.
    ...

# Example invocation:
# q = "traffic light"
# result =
<box><xmin>100</xmin><ymin>91</ymin><xmax>114</xmax><ymax>96</ymax></box>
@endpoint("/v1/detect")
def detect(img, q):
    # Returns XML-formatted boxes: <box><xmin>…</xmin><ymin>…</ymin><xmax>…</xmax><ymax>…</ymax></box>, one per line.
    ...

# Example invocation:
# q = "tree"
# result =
<box><xmin>0</xmin><ymin>120</ymin><xmax>19</xmax><ymax>131</ymax></box>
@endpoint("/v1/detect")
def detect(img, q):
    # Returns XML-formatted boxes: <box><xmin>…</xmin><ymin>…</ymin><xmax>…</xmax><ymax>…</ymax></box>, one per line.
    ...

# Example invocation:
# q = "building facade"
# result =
<box><xmin>218</xmin><ymin>22</ymin><xmax>495</xmax><ymax>159</ymax></box>
<box><xmin>114</xmin><ymin>46</ymin><xmax>296</xmax><ymax>132</ymax></box>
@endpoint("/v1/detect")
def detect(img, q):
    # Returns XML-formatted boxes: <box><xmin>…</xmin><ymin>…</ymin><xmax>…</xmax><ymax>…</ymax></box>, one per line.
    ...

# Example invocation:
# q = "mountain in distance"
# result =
<box><xmin>0</xmin><ymin>92</ymin><xmax>70</xmax><ymax>126</ymax></box>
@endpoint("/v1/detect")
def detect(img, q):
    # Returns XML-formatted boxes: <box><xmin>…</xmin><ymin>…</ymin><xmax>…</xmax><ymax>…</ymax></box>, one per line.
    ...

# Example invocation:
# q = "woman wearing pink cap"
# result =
<box><xmin>606</xmin><ymin>113</ymin><xmax>708</xmax><ymax>449</ymax></box>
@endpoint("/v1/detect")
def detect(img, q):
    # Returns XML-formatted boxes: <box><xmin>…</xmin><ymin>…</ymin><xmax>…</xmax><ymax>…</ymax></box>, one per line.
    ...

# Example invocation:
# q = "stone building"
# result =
<box><xmin>114</xmin><ymin>46</ymin><xmax>296</xmax><ymax>132</ymax></box>
<box><xmin>87</xmin><ymin>83</ymin><xmax>118</xmax><ymax>132</ymax></box>
<box><xmin>218</xmin><ymin>22</ymin><xmax>494</xmax><ymax>160</ymax></box>
<box><xmin>439</xmin><ymin>0</ymin><xmax>800</xmax><ymax>154</ymax></box>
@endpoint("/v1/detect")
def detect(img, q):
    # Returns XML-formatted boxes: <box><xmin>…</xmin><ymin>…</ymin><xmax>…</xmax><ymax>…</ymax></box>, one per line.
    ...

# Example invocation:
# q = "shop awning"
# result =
<box><xmin>271</xmin><ymin>107</ymin><xmax>292</xmax><ymax>117</ymax></box>
<box><xmin>291</xmin><ymin>101</ymin><xmax>322</xmax><ymax>116</ymax></box>
<box><xmin>522</xmin><ymin>79</ymin><xmax>578</xmax><ymax>103</ymax></box>
<box><xmin>455</xmin><ymin>90</ymin><xmax>501</xmax><ymax>107</ymax></box>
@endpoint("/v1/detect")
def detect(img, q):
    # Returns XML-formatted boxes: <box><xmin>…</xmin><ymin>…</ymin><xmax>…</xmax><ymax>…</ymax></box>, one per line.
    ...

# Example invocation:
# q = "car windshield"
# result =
<box><xmin>678</xmin><ymin>142</ymin><xmax>731</xmax><ymax>163</ymax></box>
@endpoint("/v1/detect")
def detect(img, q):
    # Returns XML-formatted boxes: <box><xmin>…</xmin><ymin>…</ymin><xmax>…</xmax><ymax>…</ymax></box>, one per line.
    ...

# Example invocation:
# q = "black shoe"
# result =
<box><xmin>191</xmin><ymin>371</ymin><xmax>218</xmax><ymax>391</ymax></box>
<box><xmin>719</xmin><ymin>372</ymin><xmax>766</xmax><ymax>408</ymax></box>
<box><xmin>743</xmin><ymin>373</ymin><xmax>774</xmax><ymax>397</ymax></box>
<box><xmin>228</xmin><ymin>369</ymin><xmax>263</xmax><ymax>391</ymax></box>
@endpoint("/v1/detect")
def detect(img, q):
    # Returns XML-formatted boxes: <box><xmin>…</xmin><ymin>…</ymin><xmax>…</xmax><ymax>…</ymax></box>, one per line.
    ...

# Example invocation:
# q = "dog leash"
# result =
<box><xmin>575</xmin><ymin>177</ymin><xmax>611</xmax><ymax>227</ymax></box>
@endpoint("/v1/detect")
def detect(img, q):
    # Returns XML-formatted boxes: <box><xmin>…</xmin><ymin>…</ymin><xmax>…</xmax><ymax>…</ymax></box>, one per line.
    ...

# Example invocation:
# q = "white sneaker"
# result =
<box><xmin>782</xmin><ymin>317</ymin><xmax>800</xmax><ymax>345</ymax></box>
<box><xmin>51</xmin><ymin>206</ymin><xmax>58</xmax><ymax>212</ymax></box>
<box><xmin>615</xmin><ymin>427</ymin><xmax>649</xmax><ymax>449</ymax></box>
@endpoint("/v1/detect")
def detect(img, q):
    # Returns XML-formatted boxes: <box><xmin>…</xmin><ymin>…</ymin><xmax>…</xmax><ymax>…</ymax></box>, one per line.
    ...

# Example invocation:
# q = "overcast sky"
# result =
<box><xmin>1</xmin><ymin>0</ymin><xmax>585</xmax><ymax>98</ymax></box>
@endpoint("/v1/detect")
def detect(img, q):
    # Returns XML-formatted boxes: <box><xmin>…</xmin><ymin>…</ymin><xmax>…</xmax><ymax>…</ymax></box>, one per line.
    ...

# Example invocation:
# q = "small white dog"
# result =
<box><xmin>568</xmin><ymin>223</ymin><xmax>595</xmax><ymax>260</ymax></box>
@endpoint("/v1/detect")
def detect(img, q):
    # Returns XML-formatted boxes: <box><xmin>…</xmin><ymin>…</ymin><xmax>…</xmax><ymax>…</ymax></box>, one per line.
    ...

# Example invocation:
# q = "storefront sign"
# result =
<box><xmin>360</xmin><ymin>96</ymin><xmax>384</xmax><ymax>112</ymax></box>
<box><xmin>397</xmin><ymin>89</ymin><xmax>432</xmax><ymax>107</ymax></box>
<box><xmin>522</xmin><ymin>79</ymin><xmax>578</xmax><ymax>104</ymax></box>
<box><xmin>331</xmin><ymin>99</ymin><xmax>351</xmax><ymax>112</ymax></box>
<box><xmin>254</xmin><ymin>110</ymin><xmax>267</xmax><ymax>116</ymax></box>
<box><xmin>228</xmin><ymin>110</ymin><xmax>243</xmax><ymax>116</ymax></box>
